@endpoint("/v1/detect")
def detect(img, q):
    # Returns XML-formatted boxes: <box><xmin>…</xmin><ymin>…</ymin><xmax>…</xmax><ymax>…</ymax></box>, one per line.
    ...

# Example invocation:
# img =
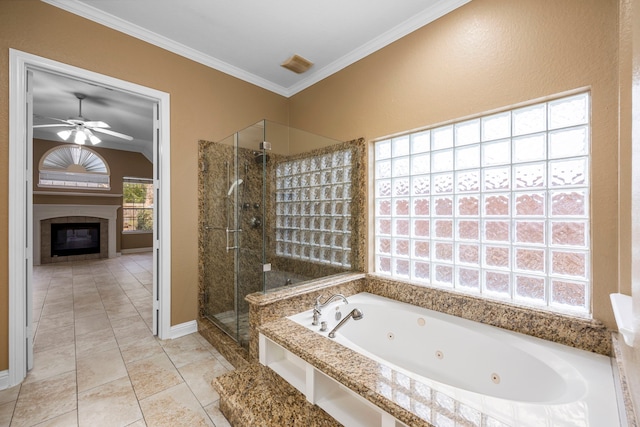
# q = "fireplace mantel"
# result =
<box><xmin>33</xmin><ymin>204</ymin><xmax>119</xmax><ymax>265</ymax></box>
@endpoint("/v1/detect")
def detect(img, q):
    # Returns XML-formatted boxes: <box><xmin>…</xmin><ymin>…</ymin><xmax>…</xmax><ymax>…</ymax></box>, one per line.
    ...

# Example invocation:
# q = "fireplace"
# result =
<box><xmin>51</xmin><ymin>222</ymin><xmax>101</xmax><ymax>257</ymax></box>
<box><xmin>34</xmin><ymin>204</ymin><xmax>119</xmax><ymax>265</ymax></box>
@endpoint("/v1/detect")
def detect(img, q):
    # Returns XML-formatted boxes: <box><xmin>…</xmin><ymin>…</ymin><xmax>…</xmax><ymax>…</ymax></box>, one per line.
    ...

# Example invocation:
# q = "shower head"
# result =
<box><xmin>254</xmin><ymin>151</ymin><xmax>270</xmax><ymax>164</ymax></box>
<box><xmin>227</xmin><ymin>179</ymin><xmax>243</xmax><ymax>196</ymax></box>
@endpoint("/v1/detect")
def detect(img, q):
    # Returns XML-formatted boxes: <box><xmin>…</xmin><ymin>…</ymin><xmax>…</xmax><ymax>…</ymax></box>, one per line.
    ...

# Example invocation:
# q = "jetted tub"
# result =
<box><xmin>288</xmin><ymin>292</ymin><xmax>621</xmax><ymax>426</ymax></box>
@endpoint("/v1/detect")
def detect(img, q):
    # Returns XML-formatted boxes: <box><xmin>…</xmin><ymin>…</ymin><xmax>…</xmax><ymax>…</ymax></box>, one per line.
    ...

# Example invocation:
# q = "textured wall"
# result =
<box><xmin>0</xmin><ymin>0</ymin><xmax>288</xmax><ymax>370</ymax></box>
<box><xmin>289</xmin><ymin>0</ymin><xmax>620</xmax><ymax>329</ymax></box>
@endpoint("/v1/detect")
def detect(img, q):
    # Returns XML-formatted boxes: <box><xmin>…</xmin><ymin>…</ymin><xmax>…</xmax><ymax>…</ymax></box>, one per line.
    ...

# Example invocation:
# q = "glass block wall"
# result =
<box><xmin>275</xmin><ymin>149</ymin><xmax>352</xmax><ymax>267</ymax></box>
<box><xmin>373</xmin><ymin>92</ymin><xmax>591</xmax><ymax>315</ymax></box>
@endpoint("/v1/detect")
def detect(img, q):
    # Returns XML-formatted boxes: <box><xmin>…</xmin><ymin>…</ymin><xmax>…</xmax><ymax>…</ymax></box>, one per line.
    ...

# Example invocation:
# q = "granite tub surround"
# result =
<box><xmin>365</xmin><ymin>275</ymin><xmax>612</xmax><ymax>356</ymax></box>
<box><xmin>259</xmin><ymin>318</ymin><xmax>509</xmax><ymax>427</ymax></box>
<box><xmin>611</xmin><ymin>333</ymin><xmax>638</xmax><ymax>426</ymax></box>
<box><xmin>213</xmin><ymin>364</ymin><xmax>340</xmax><ymax>427</ymax></box>
<box><xmin>197</xmin><ymin>317</ymin><xmax>249</xmax><ymax>370</ymax></box>
<box><xmin>245</xmin><ymin>272</ymin><xmax>366</xmax><ymax>360</ymax></box>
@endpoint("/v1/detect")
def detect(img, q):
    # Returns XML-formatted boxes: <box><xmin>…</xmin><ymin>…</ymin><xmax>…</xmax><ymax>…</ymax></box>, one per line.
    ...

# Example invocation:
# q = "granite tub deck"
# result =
<box><xmin>255</xmin><ymin>317</ymin><xmax>512</xmax><ymax>427</ymax></box>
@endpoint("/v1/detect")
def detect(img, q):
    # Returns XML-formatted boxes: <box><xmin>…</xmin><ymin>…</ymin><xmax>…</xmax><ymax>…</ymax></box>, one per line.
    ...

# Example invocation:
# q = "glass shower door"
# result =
<box><xmin>200</xmin><ymin>135</ymin><xmax>242</xmax><ymax>342</ymax></box>
<box><xmin>200</xmin><ymin>121</ymin><xmax>267</xmax><ymax>347</ymax></box>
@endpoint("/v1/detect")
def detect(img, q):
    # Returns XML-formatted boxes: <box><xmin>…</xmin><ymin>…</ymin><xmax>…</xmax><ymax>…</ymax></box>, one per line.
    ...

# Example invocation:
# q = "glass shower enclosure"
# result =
<box><xmin>199</xmin><ymin>120</ymin><xmax>353</xmax><ymax>347</ymax></box>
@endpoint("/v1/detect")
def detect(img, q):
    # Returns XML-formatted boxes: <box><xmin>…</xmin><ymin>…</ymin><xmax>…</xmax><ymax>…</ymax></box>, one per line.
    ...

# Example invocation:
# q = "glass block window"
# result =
<box><xmin>374</xmin><ymin>92</ymin><xmax>591</xmax><ymax>315</ymax></box>
<box><xmin>275</xmin><ymin>150</ymin><xmax>352</xmax><ymax>267</ymax></box>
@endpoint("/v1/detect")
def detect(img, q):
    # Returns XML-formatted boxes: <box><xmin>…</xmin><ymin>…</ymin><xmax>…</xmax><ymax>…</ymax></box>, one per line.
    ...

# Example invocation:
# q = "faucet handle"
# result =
<box><xmin>314</xmin><ymin>294</ymin><xmax>325</xmax><ymax>309</ymax></box>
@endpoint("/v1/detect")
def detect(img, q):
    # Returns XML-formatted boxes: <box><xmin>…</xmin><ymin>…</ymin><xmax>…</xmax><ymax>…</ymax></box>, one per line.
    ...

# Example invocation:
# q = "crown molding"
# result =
<box><xmin>285</xmin><ymin>0</ymin><xmax>471</xmax><ymax>96</ymax></box>
<box><xmin>41</xmin><ymin>0</ymin><xmax>291</xmax><ymax>96</ymax></box>
<box><xmin>41</xmin><ymin>0</ymin><xmax>470</xmax><ymax>98</ymax></box>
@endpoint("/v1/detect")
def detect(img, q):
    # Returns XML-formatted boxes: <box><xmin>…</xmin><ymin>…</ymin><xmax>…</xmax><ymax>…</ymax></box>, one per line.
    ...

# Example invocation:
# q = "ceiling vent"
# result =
<box><xmin>281</xmin><ymin>54</ymin><xmax>313</xmax><ymax>74</ymax></box>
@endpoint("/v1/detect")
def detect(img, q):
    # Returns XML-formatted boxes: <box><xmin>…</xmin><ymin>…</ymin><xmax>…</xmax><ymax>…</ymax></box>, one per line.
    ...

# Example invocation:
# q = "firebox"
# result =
<box><xmin>51</xmin><ymin>223</ymin><xmax>101</xmax><ymax>257</ymax></box>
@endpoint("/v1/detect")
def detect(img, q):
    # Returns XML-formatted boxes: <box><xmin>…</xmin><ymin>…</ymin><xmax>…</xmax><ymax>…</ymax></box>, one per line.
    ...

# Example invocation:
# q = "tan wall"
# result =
<box><xmin>33</xmin><ymin>139</ymin><xmax>154</xmax><ymax>253</ymax></box>
<box><xmin>0</xmin><ymin>1</ymin><xmax>289</xmax><ymax>370</ymax></box>
<box><xmin>289</xmin><ymin>0</ymin><xmax>620</xmax><ymax>329</ymax></box>
<box><xmin>121</xmin><ymin>233</ymin><xmax>153</xmax><ymax>251</ymax></box>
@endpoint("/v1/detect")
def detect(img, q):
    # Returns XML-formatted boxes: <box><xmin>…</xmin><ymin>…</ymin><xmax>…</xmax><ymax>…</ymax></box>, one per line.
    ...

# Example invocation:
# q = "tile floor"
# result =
<box><xmin>0</xmin><ymin>253</ymin><xmax>233</xmax><ymax>427</ymax></box>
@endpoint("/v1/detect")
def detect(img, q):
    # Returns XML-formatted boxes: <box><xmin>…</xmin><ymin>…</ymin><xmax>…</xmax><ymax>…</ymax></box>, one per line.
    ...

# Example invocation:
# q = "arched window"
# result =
<box><xmin>38</xmin><ymin>145</ymin><xmax>110</xmax><ymax>189</ymax></box>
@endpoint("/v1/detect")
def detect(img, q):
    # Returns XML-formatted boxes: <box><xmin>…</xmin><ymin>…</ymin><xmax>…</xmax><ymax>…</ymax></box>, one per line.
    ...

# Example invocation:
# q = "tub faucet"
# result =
<box><xmin>314</xmin><ymin>294</ymin><xmax>349</xmax><ymax>314</ymax></box>
<box><xmin>328</xmin><ymin>308</ymin><xmax>363</xmax><ymax>338</ymax></box>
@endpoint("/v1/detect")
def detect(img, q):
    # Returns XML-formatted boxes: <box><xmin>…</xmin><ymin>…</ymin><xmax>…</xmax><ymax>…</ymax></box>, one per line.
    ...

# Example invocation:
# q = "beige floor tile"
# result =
<box><xmin>203</xmin><ymin>401</ymin><xmax>231</xmax><ymax>427</ymax></box>
<box><xmin>33</xmin><ymin>410</ymin><xmax>77</xmax><ymax>427</ymax></box>
<box><xmin>11</xmin><ymin>371</ymin><xmax>76</xmax><ymax>427</ymax></box>
<box><xmin>0</xmin><ymin>400</ymin><xmax>15</xmax><ymax>427</ymax></box>
<box><xmin>139</xmin><ymin>383</ymin><xmax>214</xmax><ymax>427</ymax></box>
<box><xmin>78</xmin><ymin>377</ymin><xmax>143</xmax><ymax>427</ymax></box>
<box><xmin>75</xmin><ymin>327</ymin><xmax>119</xmax><ymax>357</ymax></box>
<box><xmin>22</xmin><ymin>255</ymin><xmax>236</xmax><ymax>427</ymax></box>
<box><xmin>160</xmin><ymin>335</ymin><xmax>212</xmax><ymax>368</ymax></box>
<box><xmin>104</xmin><ymin>305</ymin><xmax>137</xmax><ymax>319</ymax></box>
<box><xmin>36</xmin><ymin>310</ymin><xmax>74</xmax><ymax>332</ymax></box>
<box><xmin>120</xmin><ymin>335</ymin><xmax>165</xmax><ymax>365</ymax></box>
<box><xmin>40</xmin><ymin>300</ymin><xmax>74</xmax><ymax>317</ymax></box>
<box><xmin>178</xmin><ymin>355</ymin><xmax>229</xmax><ymax>407</ymax></box>
<box><xmin>24</xmin><ymin>343</ymin><xmax>75</xmax><ymax>384</ymax></box>
<box><xmin>73</xmin><ymin>302</ymin><xmax>106</xmax><ymax>319</ymax></box>
<box><xmin>0</xmin><ymin>384</ymin><xmax>20</xmax><ymax>405</ymax></box>
<box><xmin>77</xmin><ymin>347</ymin><xmax>128</xmax><ymax>392</ymax></box>
<box><xmin>74</xmin><ymin>312</ymin><xmax>112</xmax><ymax>336</ymax></box>
<box><xmin>34</xmin><ymin>323</ymin><xmax>75</xmax><ymax>353</ymax></box>
<box><xmin>113</xmin><ymin>322</ymin><xmax>153</xmax><ymax>346</ymax></box>
<box><xmin>127</xmin><ymin>353</ymin><xmax>183</xmax><ymax>400</ymax></box>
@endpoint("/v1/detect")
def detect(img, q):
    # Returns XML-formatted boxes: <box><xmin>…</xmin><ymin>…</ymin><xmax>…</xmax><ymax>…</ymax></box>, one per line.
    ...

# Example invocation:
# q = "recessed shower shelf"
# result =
<box><xmin>610</xmin><ymin>293</ymin><xmax>636</xmax><ymax>347</ymax></box>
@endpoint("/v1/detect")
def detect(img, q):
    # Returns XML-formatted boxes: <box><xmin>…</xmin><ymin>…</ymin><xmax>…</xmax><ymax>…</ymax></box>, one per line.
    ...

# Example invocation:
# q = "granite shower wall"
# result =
<box><xmin>198</xmin><ymin>136</ymin><xmax>367</xmax><ymax>341</ymax></box>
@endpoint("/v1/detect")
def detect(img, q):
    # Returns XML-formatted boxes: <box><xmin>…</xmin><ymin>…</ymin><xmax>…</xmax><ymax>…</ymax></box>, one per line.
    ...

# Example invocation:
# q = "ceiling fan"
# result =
<box><xmin>33</xmin><ymin>93</ymin><xmax>134</xmax><ymax>145</ymax></box>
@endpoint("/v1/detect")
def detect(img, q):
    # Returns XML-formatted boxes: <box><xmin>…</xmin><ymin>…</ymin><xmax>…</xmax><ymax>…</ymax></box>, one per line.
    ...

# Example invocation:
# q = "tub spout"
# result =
<box><xmin>328</xmin><ymin>308</ymin><xmax>363</xmax><ymax>338</ymax></box>
<box><xmin>314</xmin><ymin>294</ymin><xmax>349</xmax><ymax>314</ymax></box>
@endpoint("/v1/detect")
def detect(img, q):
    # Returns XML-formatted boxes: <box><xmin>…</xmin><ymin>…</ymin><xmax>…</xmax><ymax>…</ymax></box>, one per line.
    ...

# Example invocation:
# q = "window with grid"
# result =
<box><xmin>275</xmin><ymin>150</ymin><xmax>352</xmax><ymax>267</ymax></box>
<box><xmin>374</xmin><ymin>92</ymin><xmax>591</xmax><ymax>315</ymax></box>
<box><xmin>122</xmin><ymin>177</ymin><xmax>154</xmax><ymax>232</ymax></box>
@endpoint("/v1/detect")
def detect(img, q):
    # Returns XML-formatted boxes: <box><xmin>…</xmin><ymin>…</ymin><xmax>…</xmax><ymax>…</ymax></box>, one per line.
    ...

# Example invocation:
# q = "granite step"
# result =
<box><xmin>213</xmin><ymin>363</ymin><xmax>341</xmax><ymax>427</ymax></box>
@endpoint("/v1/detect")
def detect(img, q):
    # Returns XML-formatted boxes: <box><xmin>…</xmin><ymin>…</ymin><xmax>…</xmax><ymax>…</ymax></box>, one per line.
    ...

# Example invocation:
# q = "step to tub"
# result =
<box><xmin>212</xmin><ymin>363</ymin><xmax>340</xmax><ymax>427</ymax></box>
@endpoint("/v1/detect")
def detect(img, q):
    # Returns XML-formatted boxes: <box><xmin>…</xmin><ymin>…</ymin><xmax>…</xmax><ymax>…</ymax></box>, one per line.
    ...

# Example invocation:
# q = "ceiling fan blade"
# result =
<box><xmin>34</xmin><ymin>115</ymin><xmax>74</xmax><ymax>125</ymax></box>
<box><xmin>33</xmin><ymin>124</ymin><xmax>74</xmax><ymax>128</ymax></box>
<box><xmin>84</xmin><ymin>121</ymin><xmax>110</xmax><ymax>128</ymax></box>
<box><xmin>92</xmin><ymin>127</ymin><xmax>134</xmax><ymax>141</ymax></box>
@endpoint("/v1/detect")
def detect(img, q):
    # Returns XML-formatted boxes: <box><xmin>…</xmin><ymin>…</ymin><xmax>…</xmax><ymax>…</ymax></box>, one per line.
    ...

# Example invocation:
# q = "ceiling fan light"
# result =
<box><xmin>57</xmin><ymin>129</ymin><xmax>72</xmax><ymax>140</ymax></box>
<box><xmin>74</xmin><ymin>130</ymin><xmax>87</xmax><ymax>145</ymax></box>
<box><xmin>86</xmin><ymin>130</ymin><xmax>101</xmax><ymax>145</ymax></box>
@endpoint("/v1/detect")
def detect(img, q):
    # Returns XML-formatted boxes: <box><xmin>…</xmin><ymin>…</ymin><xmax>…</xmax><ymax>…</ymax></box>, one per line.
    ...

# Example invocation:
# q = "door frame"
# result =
<box><xmin>8</xmin><ymin>49</ymin><xmax>172</xmax><ymax>387</ymax></box>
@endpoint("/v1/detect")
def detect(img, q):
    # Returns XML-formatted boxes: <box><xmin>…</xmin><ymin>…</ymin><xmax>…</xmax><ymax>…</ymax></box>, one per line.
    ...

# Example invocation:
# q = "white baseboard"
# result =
<box><xmin>167</xmin><ymin>320</ymin><xmax>198</xmax><ymax>340</ymax></box>
<box><xmin>121</xmin><ymin>247</ymin><xmax>153</xmax><ymax>254</ymax></box>
<box><xmin>0</xmin><ymin>370</ymin><xmax>9</xmax><ymax>390</ymax></box>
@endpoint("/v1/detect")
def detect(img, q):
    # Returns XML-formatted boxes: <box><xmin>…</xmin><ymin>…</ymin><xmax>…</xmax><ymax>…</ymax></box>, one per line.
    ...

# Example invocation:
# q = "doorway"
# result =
<box><xmin>8</xmin><ymin>49</ymin><xmax>172</xmax><ymax>387</ymax></box>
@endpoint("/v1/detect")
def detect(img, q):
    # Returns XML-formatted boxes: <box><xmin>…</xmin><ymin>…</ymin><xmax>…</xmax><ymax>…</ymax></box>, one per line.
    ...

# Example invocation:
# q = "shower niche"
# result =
<box><xmin>198</xmin><ymin>120</ymin><xmax>362</xmax><ymax>347</ymax></box>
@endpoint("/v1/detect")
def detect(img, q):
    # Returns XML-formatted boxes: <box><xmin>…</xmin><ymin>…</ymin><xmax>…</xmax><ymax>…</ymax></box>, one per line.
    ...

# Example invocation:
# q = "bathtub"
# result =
<box><xmin>287</xmin><ymin>292</ymin><xmax>621</xmax><ymax>426</ymax></box>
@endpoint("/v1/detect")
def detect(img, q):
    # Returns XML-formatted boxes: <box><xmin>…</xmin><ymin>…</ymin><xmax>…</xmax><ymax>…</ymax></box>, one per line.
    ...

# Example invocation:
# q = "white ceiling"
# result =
<box><xmin>42</xmin><ymin>0</ymin><xmax>470</xmax><ymax>97</ymax></box>
<box><xmin>33</xmin><ymin>0</ymin><xmax>469</xmax><ymax>155</ymax></box>
<box><xmin>32</xmin><ymin>70</ymin><xmax>156</xmax><ymax>159</ymax></box>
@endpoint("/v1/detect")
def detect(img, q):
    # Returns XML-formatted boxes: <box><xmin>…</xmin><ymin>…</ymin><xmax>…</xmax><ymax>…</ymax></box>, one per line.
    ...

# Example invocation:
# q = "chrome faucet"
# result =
<box><xmin>314</xmin><ymin>294</ymin><xmax>349</xmax><ymax>314</ymax></box>
<box><xmin>328</xmin><ymin>308</ymin><xmax>364</xmax><ymax>338</ymax></box>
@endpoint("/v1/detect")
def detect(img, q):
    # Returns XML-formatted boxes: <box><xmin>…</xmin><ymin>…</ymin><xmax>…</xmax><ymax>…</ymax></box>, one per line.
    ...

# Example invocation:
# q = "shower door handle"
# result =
<box><xmin>225</xmin><ymin>227</ymin><xmax>242</xmax><ymax>252</ymax></box>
